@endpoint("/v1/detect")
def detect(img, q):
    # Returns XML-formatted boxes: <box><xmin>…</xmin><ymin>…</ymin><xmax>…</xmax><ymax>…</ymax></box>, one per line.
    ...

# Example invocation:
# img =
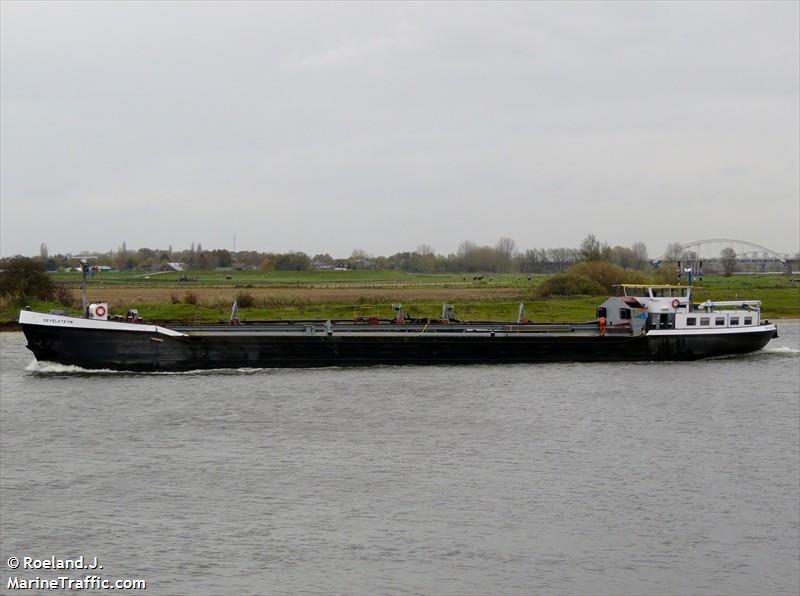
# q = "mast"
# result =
<box><xmin>79</xmin><ymin>256</ymin><xmax>98</xmax><ymax>317</ymax></box>
<box><xmin>80</xmin><ymin>259</ymin><xmax>89</xmax><ymax>316</ymax></box>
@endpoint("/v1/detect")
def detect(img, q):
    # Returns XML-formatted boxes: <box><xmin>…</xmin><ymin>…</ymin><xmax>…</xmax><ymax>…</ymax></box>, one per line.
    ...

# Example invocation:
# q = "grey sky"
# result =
<box><xmin>1</xmin><ymin>0</ymin><xmax>798</xmax><ymax>259</ymax></box>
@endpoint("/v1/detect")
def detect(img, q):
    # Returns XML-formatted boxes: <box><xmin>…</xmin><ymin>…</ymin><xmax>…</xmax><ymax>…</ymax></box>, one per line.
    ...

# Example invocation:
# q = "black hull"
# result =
<box><xmin>20</xmin><ymin>323</ymin><xmax>777</xmax><ymax>372</ymax></box>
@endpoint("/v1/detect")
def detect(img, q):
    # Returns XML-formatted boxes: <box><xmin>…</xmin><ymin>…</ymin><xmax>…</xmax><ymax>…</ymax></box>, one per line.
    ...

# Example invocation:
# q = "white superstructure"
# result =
<box><xmin>619</xmin><ymin>285</ymin><xmax>763</xmax><ymax>331</ymax></box>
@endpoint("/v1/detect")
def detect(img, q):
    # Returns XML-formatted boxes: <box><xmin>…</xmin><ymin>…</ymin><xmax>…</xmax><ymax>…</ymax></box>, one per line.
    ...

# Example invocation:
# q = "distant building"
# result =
<box><xmin>313</xmin><ymin>261</ymin><xmax>334</xmax><ymax>270</ymax></box>
<box><xmin>163</xmin><ymin>262</ymin><xmax>185</xmax><ymax>272</ymax></box>
<box><xmin>151</xmin><ymin>262</ymin><xmax>185</xmax><ymax>272</ymax></box>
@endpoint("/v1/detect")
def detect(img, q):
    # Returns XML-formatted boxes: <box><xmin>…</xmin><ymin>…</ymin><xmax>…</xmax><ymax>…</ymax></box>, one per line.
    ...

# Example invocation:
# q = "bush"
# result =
<box><xmin>654</xmin><ymin>264</ymin><xmax>679</xmax><ymax>284</ymax></box>
<box><xmin>538</xmin><ymin>273</ymin><xmax>606</xmax><ymax>297</ymax></box>
<box><xmin>234</xmin><ymin>291</ymin><xmax>255</xmax><ymax>308</ymax></box>
<box><xmin>182</xmin><ymin>291</ymin><xmax>199</xmax><ymax>305</ymax></box>
<box><xmin>569</xmin><ymin>261</ymin><xmax>625</xmax><ymax>292</ymax></box>
<box><xmin>54</xmin><ymin>285</ymin><xmax>77</xmax><ymax>308</ymax></box>
<box><xmin>0</xmin><ymin>257</ymin><xmax>55</xmax><ymax>301</ymax></box>
<box><xmin>569</xmin><ymin>261</ymin><xmax>649</xmax><ymax>292</ymax></box>
<box><xmin>619</xmin><ymin>269</ymin><xmax>649</xmax><ymax>288</ymax></box>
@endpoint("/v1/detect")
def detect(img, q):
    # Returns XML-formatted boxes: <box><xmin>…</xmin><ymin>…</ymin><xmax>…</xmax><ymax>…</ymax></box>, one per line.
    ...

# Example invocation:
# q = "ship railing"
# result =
<box><xmin>697</xmin><ymin>300</ymin><xmax>761</xmax><ymax>312</ymax></box>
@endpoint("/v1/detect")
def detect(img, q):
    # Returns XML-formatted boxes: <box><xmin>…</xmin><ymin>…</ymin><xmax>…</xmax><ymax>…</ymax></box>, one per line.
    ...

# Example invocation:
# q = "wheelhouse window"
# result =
<box><xmin>744</xmin><ymin>317</ymin><xmax>753</xmax><ymax>325</ymax></box>
<box><xmin>715</xmin><ymin>317</ymin><xmax>726</xmax><ymax>326</ymax></box>
<box><xmin>619</xmin><ymin>309</ymin><xmax>631</xmax><ymax>320</ymax></box>
<box><xmin>649</xmin><ymin>287</ymin><xmax>689</xmax><ymax>298</ymax></box>
<box><xmin>686</xmin><ymin>317</ymin><xmax>696</xmax><ymax>326</ymax></box>
<box><xmin>730</xmin><ymin>317</ymin><xmax>740</xmax><ymax>326</ymax></box>
<box><xmin>700</xmin><ymin>317</ymin><xmax>710</xmax><ymax>326</ymax></box>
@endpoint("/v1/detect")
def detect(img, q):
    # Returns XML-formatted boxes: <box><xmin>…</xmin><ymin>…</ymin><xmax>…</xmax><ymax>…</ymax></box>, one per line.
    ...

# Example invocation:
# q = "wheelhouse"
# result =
<box><xmin>610</xmin><ymin>284</ymin><xmax>762</xmax><ymax>331</ymax></box>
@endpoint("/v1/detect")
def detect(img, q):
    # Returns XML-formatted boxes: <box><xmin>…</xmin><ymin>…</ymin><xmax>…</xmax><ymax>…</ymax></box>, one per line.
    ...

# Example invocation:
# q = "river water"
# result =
<box><xmin>1</xmin><ymin>325</ymin><xmax>798</xmax><ymax>595</ymax></box>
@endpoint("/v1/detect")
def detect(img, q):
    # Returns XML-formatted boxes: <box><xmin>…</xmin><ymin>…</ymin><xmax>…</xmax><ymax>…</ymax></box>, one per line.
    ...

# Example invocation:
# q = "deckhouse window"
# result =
<box><xmin>730</xmin><ymin>317</ymin><xmax>740</xmax><ymax>326</ymax></box>
<box><xmin>700</xmin><ymin>317</ymin><xmax>710</xmax><ymax>326</ymax></box>
<box><xmin>744</xmin><ymin>317</ymin><xmax>753</xmax><ymax>325</ymax></box>
<box><xmin>686</xmin><ymin>317</ymin><xmax>696</xmax><ymax>326</ymax></box>
<box><xmin>715</xmin><ymin>317</ymin><xmax>725</xmax><ymax>326</ymax></box>
<box><xmin>619</xmin><ymin>309</ymin><xmax>631</xmax><ymax>320</ymax></box>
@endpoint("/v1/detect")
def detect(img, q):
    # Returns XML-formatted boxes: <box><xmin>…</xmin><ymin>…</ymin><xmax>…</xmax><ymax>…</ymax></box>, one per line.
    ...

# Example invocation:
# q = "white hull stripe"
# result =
<box><xmin>648</xmin><ymin>324</ymin><xmax>776</xmax><ymax>337</ymax></box>
<box><xmin>18</xmin><ymin>310</ymin><xmax>187</xmax><ymax>337</ymax></box>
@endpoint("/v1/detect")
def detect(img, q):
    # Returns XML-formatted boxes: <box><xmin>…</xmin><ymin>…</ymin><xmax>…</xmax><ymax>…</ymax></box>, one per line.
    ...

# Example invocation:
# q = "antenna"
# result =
<box><xmin>78</xmin><ymin>256</ymin><xmax>98</xmax><ymax>316</ymax></box>
<box><xmin>81</xmin><ymin>259</ymin><xmax>89</xmax><ymax>315</ymax></box>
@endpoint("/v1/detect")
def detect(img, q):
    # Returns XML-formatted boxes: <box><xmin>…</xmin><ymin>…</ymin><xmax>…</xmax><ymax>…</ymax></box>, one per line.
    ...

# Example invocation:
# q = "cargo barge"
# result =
<box><xmin>18</xmin><ymin>285</ymin><xmax>777</xmax><ymax>371</ymax></box>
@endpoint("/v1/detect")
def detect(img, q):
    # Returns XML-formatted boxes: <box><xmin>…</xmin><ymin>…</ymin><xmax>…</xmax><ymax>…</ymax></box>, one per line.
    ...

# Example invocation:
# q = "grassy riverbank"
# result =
<box><xmin>2</xmin><ymin>272</ymin><xmax>798</xmax><ymax>326</ymax></box>
<box><xmin>1</xmin><ymin>297</ymin><xmax>605</xmax><ymax>326</ymax></box>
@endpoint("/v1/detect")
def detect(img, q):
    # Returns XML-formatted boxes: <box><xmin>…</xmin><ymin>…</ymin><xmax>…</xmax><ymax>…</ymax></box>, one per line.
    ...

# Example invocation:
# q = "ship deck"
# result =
<box><xmin>171</xmin><ymin>321</ymin><xmax>610</xmax><ymax>338</ymax></box>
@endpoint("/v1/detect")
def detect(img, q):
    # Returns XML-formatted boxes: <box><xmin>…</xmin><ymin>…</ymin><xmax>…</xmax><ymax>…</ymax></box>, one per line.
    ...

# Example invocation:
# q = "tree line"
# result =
<box><xmin>21</xmin><ymin>235</ymin><xmax>654</xmax><ymax>275</ymax></box>
<box><xmin>2</xmin><ymin>235</ymin><xmax>770</xmax><ymax>305</ymax></box>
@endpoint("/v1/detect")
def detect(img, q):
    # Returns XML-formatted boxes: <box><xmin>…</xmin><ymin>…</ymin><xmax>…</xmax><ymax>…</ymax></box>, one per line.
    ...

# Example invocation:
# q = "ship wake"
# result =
<box><xmin>761</xmin><ymin>346</ymin><xmax>800</xmax><ymax>355</ymax></box>
<box><xmin>25</xmin><ymin>360</ymin><xmax>282</xmax><ymax>375</ymax></box>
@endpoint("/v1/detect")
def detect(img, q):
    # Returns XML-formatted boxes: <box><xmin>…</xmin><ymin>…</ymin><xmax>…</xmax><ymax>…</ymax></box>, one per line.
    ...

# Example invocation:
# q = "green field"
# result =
<box><xmin>50</xmin><ymin>269</ymin><xmax>549</xmax><ymax>288</ymax></box>
<box><xmin>2</xmin><ymin>272</ymin><xmax>798</xmax><ymax>325</ymax></box>
<box><xmin>1</xmin><ymin>297</ymin><xmax>608</xmax><ymax>325</ymax></box>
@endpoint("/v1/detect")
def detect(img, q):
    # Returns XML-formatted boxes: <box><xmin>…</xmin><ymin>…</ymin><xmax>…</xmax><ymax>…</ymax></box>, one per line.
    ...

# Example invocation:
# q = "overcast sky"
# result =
<box><xmin>1</xmin><ymin>1</ymin><xmax>798</xmax><ymax>259</ymax></box>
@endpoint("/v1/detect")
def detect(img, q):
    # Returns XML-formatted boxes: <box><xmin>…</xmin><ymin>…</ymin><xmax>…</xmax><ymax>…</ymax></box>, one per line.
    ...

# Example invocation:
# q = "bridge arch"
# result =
<box><xmin>654</xmin><ymin>238</ymin><xmax>787</xmax><ymax>264</ymax></box>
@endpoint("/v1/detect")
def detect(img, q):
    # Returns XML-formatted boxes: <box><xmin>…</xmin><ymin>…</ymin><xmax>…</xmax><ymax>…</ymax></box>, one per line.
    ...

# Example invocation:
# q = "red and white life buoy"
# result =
<box><xmin>671</xmin><ymin>299</ymin><xmax>680</xmax><ymax>309</ymax></box>
<box><xmin>95</xmin><ymin>305</ymin><xmax>106</xmax><ymax>317</ymax></box>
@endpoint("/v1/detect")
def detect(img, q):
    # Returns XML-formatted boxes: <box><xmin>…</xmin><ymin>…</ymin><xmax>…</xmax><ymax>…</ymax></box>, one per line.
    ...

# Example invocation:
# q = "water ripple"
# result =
<box><xmin>1</xmin><ymin>325</ymin><xmax>798</xmax><ymax>595</ymax></box>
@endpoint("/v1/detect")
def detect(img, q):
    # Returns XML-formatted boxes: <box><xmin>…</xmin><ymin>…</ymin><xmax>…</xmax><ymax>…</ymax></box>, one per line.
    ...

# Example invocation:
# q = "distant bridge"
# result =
<box><xmin>653</xmin><ymin>238</ymin><xmax>789</xmax><ymax>264</ymax></box>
